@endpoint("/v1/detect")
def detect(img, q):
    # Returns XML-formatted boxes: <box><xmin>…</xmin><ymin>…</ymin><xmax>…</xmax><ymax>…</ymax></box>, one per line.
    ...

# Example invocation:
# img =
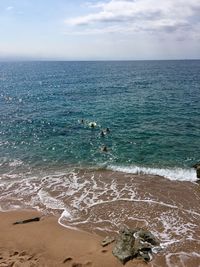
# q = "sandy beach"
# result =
<box><xmin>0</xmin><ymin>210</ymin><xmax>149</xmax><ymax>267</ymax></box>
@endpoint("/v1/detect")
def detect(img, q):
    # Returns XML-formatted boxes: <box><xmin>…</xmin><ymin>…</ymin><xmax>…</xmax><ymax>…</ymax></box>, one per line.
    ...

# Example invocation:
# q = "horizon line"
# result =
<box><xmin>0</xmin><ymin>58</ymin><xmax>200</xmax><ymax>62</ymax></box>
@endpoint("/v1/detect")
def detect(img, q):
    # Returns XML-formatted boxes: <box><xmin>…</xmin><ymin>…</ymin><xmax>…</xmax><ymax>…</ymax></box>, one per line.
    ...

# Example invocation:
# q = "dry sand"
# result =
<box><xmin>0</xmin><ymin>210</ymin><xmax>147</xmax><ymax>267</ymax></box>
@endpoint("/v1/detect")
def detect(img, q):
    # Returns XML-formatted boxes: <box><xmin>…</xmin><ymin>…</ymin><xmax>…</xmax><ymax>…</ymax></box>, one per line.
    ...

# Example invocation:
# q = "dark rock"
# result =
<box><xmin>72</xmin><ymin>263</ymin><xmax>82</xmax><ymax>267</ymax></box>
<box><xmin>13</xmin><ymin>217</ymin><xmax>40</xmax><ymax>225</ymax></box>
<box><xmin>193</xmin><ymin>162</ymin><xmax>200</xmax><ymax>178</ymax></box>
<box><xmin>138</xmin><ymin>250</ymin><xmax>152</xmax><ymax>262</ymax></box>
<box><xmin>196</xmin><ymin>167</ymin><xmax>200</xmax><ymax>179</ymax></box>
<box><xmin>193</xmin><ymin>162</ymin><xmax>200</xmax><ymax>168</ymax></box>
<box><xmin>133</xmin><ymin>237</ymin><xmax>152</xmax><ymax>254</ymax></box>
<box><xmin>63</xmin><ymin>257</ymin><xmax>72</xmax><ymax>263</ymax></box>
<box><xmin>137</xmin><ymin>229</ymin><xmax>160</xmax><ymax>246</ymax></box>
<box><xmin>101</xmin><ymin>236</ymin><xmax>115</xmax><ymax>247</ymax></box>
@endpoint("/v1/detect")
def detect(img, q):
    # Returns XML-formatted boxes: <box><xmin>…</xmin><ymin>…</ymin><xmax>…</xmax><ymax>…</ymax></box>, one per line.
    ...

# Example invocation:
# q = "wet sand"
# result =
<box><xmin>0</xmin><ymin>170</ymin><xmax>200</xmax><ymax>266</ymax></box>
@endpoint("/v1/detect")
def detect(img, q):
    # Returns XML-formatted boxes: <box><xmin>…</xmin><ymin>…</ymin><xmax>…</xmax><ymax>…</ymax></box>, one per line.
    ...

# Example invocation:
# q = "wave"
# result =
<box><xmin>107</xmin><ymin>165</ymin><xmax>197</xmax><ymax>182</ymax></box>
<box><xmin>0</xmin><ymin>157</ymin><xmax>24</xmax><ymax>168</ymax></box>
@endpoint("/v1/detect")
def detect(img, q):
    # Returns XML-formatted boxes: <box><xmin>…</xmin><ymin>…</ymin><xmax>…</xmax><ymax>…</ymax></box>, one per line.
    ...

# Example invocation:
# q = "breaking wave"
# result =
<box><xmin>107</xmin><ymin>165</ymin><xmax>197</xmax><ymax>182</ymax></box>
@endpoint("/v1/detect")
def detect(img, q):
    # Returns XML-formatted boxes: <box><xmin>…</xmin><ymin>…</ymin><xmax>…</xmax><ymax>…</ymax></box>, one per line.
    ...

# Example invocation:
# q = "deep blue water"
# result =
<box><xmin>0</xmin><ymin>60</ymin><xmax>200</xmax><ymax>177</ymax></box>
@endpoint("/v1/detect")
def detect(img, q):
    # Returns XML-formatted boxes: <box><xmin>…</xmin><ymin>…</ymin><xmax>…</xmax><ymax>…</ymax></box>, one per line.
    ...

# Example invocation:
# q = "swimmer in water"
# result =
<box><xmin>101</xmin><ymin>145</ymin><xmax>108</xmax><ymax>152</ymax></box>
<box><xmin>91</xmin><ymin>123</ymin><xmax>95</xmax><ymax>128</ymax></box>
<box><xmin>100</xmin><ymin>130</ymin><xmax>105</xmax><ymax>137</ymax></box>
<box><xmin>89</xmin><ymin>122</ymin><xmax>97</xmax><ymax>128</ymax></box>
<box><xmin>78</xmin><ymin>119</ymin><xmax>84</xmax><ymax>124</ymax></box>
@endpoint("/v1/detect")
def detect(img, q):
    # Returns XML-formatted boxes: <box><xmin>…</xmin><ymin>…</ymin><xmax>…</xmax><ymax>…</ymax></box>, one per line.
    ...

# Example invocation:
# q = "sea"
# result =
<box><xmin>0</xmin><ymin>60</ymin><xmax>200</xmax><ymax>266</ymax></box>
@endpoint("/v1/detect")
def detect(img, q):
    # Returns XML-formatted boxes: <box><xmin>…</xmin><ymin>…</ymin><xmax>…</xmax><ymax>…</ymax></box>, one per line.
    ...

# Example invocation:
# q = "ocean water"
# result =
<box><xmin>1</xmin><ymin>61</ymin><xmax>200</xmax><ymax>266</ymax></box>
<box><xmin>0</xmin><ymin>60</ymin><xmax>199</xmax><ymax>180</ymax></box>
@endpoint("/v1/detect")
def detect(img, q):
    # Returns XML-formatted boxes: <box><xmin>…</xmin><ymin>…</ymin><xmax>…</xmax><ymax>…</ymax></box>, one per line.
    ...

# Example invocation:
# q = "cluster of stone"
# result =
<box><xmin>102</xmin><ymin>226</ymin><xmax>160</xmax><ymax>265</ymax></box>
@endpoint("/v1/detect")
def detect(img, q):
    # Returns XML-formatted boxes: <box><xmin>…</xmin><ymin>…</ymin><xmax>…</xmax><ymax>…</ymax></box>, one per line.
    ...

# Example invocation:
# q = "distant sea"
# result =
<box><xmin>0</xmin><ymin>61</ymin><xmax>199</xmax><ymax>181</ymax></box>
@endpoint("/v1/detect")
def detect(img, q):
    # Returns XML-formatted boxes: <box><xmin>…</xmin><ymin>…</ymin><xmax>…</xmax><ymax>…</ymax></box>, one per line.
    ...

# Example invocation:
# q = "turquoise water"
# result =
<box><xmin>0</xmin><ymin>60</ymin><xmax>199</xmax><ymax>179</ymax></box>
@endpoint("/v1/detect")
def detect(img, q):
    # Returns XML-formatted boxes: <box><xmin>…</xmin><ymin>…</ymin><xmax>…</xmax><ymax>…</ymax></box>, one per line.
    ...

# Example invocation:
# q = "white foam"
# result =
<box><xmin>156</xmin><ymin>210</ymin><xmax>198</xmax><ymax>249</ymax></box>
<box><xmin>108</xmin><ymin>165</ymin><xmax>197</xmax><ymax>182</ymax></box>
<box><xmin>58</xmin><ymin>209</ymin><xmax>79</xmax><ymax>230</ymax></box>
<box><xmin>38</xmin><ymin>189</ymin><xmax>66</xmax><ymax>210</ymax></box>
<box><xmin>166</xmin><ymin>252</ymin><xmax>200</xmax><ymax>267</ymax></box>
<box><xmin>9</xmin><ymin>159</ymin><xmax>23</xmax><ymax>167</ymax></box>
<box><xmin>60</xmin><ymin>209</ymin><xmax>72</xmax><ymax>219</ymax></box>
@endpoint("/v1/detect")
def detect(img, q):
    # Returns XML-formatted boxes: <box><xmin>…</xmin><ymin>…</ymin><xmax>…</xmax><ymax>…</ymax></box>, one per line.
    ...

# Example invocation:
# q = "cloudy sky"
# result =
<box><xmin>0</xmin><ymin>0</ymin><xmax>200</xmax><ymax>60</ymax></box>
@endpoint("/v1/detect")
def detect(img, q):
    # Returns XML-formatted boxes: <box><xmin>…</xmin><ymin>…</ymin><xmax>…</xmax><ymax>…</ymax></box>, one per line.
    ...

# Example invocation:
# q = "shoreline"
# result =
<box><xmin>1</xmin><ymin>170</ymin><xmax>200</xmax><ymax>266</ymax></box>
<box><xmin>0</xmin><ymin>209</ymin><xmax>148</xmax><ymax>267</ymax></box>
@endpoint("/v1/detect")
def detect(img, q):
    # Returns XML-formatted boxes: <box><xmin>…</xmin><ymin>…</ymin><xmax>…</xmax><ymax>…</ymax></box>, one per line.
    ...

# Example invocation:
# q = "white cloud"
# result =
<box><xmin>6</xmin><ymin>6</ymin><xmax>14</xmax><ymax>11</ymax></box>
<box><xmin>65</xmin><ymin>0</ymin><xmax>200</xmax><ymax>38</ymax></box>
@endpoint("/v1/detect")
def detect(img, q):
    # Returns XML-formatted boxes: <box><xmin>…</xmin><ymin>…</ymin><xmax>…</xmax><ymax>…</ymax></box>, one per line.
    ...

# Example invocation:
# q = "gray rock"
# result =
<box><xmin>112</xmin><ymin>226</ymin><xmax>160</xmax><ymax>264</ymax></box>
<box><xmin>137</xmin><ymin>229</ymin><xmax>160</xmax><ymax>246</ymax></box>
<box><xmin>101</xmin><ymin>236</ymin><xmax>115</xmax><ymax>247</ymax></box>
<box><xmin>112</xmin><ymin>226</ymin><xmax>136</xmax><ymax>264</ymax></box>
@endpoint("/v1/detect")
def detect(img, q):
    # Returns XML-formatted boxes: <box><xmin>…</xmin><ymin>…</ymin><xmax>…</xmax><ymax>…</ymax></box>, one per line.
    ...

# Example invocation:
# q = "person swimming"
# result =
<box><xmin>78</xmin><ymin>119</ymin><xmax>85</xmax><ymax>124</ymax></box>
<box><xmin>89</xmin><ymin>122</ymin><xmax>97</xmax><ymax>128</ymax></box>
<box><xmin>101</xmin><ymin>145</ymin><xmax>108</xmax><ymax>152</ymax></box>
<box><xmin>100</xmin><ymin>130</ymin><xmax>105</xmax><ymax>137</ymax></box>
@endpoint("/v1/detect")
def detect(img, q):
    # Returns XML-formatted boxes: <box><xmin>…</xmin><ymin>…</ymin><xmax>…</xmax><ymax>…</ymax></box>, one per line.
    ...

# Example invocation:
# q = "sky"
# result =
<box><xmin>0</xmin><ymin>0</ymin><xmax>200</xmax><ymax>60</ymax></box>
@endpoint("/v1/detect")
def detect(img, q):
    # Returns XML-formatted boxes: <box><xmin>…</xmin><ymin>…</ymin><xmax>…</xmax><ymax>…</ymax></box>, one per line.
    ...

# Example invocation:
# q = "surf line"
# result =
<box><xmin>88</xmin><ymin>198</ymin><xmax>200</xmax><ymax>217</ymax></box>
